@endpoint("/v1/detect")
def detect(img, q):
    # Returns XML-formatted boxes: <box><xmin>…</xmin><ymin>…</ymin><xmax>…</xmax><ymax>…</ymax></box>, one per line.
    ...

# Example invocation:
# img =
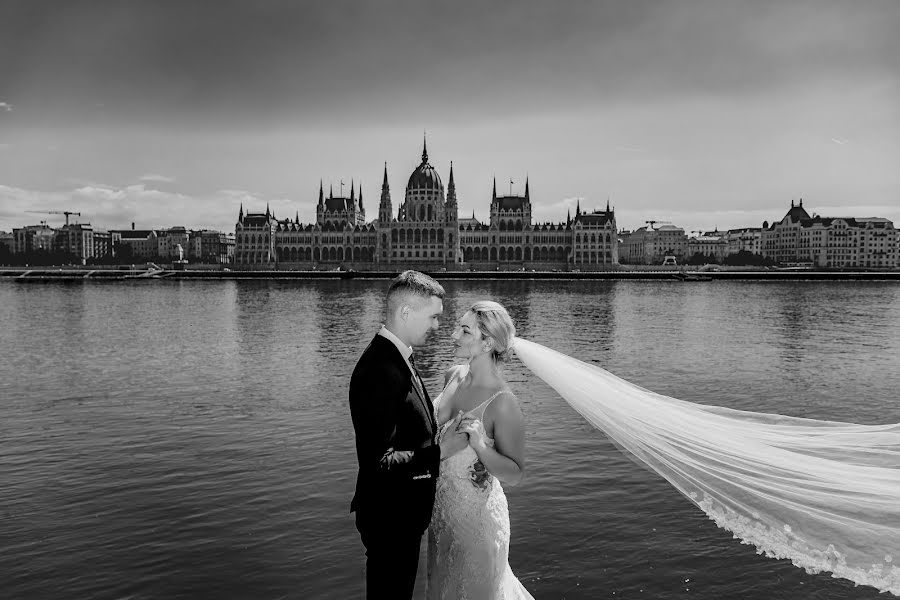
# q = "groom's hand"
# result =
<box><xmin>439</xmin><ymin>411</ymin><xmax>469</xmax><ymax>460</ymax></box>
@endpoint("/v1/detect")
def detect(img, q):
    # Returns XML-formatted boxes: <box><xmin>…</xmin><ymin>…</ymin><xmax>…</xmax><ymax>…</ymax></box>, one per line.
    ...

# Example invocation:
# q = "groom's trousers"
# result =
<box><xmin>356</xmin><ymin>513</ymin><xmax>423</xmax><ymax>600</ymax></box>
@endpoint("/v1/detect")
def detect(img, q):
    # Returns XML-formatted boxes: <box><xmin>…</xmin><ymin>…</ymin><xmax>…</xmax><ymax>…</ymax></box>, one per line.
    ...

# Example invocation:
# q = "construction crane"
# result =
<box><xmin>26</xmin><ymin>210</ymin><xmax>82</xmax><ymax>226</ymax></box>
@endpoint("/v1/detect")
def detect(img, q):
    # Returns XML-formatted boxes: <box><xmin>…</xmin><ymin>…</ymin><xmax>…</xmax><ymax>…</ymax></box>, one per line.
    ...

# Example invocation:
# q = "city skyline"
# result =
<box><xmin>1</xmin><ymin>1</ymin><xmax>899</xmax><ymax>233</ymax></box>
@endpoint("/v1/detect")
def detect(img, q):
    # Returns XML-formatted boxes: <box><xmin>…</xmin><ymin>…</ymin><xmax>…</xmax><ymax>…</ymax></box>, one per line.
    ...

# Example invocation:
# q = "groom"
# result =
<box><xmin>349</xmin><ymin>270</ymin><xmax>467</xmax><ymax>599</ymax></box>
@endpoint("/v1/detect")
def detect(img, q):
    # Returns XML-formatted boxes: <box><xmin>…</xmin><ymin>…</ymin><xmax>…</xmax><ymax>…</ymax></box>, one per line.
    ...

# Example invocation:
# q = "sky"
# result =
<box><xmin>1</xmin><ymin>0</ymin><xmax>899</xmax><ymax>233</ymax></box>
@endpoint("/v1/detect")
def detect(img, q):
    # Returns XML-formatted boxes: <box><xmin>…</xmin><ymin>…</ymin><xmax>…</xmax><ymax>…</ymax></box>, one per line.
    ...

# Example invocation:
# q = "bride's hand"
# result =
<box><xmin>457</xmin><ymin>417</ymin><xmax>487</xmax><ymax>450</ymax></box>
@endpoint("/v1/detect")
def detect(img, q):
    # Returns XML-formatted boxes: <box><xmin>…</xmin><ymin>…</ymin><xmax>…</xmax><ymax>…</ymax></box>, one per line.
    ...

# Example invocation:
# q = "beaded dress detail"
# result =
<box><xmin>426</xmin><ymin>367</ymin><xmax>533</xmax><ymax>600</ymax></box>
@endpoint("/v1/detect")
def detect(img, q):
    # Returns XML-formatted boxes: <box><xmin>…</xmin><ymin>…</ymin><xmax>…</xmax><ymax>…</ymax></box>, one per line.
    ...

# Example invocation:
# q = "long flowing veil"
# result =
<box><xmin>512</xmin><ymin>337</ymin><xmax>900</xmax><ymax>595</ymax></box>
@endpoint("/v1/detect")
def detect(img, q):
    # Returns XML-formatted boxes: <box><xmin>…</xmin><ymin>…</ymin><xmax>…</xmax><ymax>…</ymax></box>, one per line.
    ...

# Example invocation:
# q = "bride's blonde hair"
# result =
<box><xmin>469</xmin><ymin>301</ymin><xmax>516</xmax><ymax>363</ymax></box>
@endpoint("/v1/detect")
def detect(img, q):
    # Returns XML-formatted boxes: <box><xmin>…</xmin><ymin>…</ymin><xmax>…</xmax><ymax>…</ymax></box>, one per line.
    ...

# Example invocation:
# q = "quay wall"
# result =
<box><xmin>2</xmin><ymin>267</ymin><xmax>900</xmax><ymax>281</ymax></box>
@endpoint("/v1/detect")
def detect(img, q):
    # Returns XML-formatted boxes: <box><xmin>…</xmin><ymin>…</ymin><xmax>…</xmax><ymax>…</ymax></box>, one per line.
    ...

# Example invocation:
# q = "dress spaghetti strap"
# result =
<box><xmin>473</xmin><ymin>390</ymin><xmax>508</xmax><ymax>421</ymax></box>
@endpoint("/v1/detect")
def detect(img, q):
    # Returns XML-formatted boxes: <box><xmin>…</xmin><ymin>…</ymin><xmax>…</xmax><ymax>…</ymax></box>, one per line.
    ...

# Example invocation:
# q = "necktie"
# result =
<box><xmin>409</xmin><ymin>354</ymin><xmax>426</xmax><ymax>399</ymax></box>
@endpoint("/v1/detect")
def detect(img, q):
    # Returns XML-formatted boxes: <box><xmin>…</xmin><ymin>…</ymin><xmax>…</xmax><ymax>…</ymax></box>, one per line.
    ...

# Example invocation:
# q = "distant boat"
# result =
<box><xmin>672</xmin><ymin>272</ymin><xmax>712</xmax><ymax>282</ymax></box>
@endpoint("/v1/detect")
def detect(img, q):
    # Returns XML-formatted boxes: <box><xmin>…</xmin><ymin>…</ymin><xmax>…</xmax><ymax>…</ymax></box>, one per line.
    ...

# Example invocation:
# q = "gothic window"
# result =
<box><xmin>524</xmin><ymin>247</ymin><xmax>531</xmax><ymax>261</ymax></box>
<box><xmin>427</xmin><ymin>205</ymin><xmax>433</xmax><ymax>221</ymax></box>
<box><xmin>314</xmin><ymin>247</ymin><xmax>320</xmax><ymax>261</ymax></box>
<box><xmin>438</xmin><ymin>229</ymin><xmax>444</xmax><ymax>242</ymax></box>
<box><xmin>382</xmin><ymin>233</ymin><xmax>388</xmax><ymax>245</ymax></box>
<box><xmin>490</xmin><ymin>247</ymin><xmax>497</xmax><ymax>261</ymax></box>
<box><xmin>516</xmin><ymin>220</ymin><xmax>522</xmax><ymax>231</ymax></box>
<box><xmin>515</xmin><ymin>247</ymin><xmax>522</xmax><ymax>261</ymax></box>
<box><xmin>415</xmin><ymin>229</ymin><xmax>421</xmax><ymax>243</ymax></box>
<box><xmin>499</xmin><ymin>247</ymin><xmax>507</xmax><ymax>261</ymax></box>
<box><xmin>419</xmin><ymin>205</ymin><xmax>426</xmax><ymax>221</ymax></box>
<box><xmin>399</xmin><ymin>229</ymin><xmax>406</xmax><ymax>243</ymax></box>
<box><xmin>449</xmin><ymin>233</ymin><xmax>453</xmax><ymax>245</ymax></box>
<box><xmin>499</xmin><ymin>221</ymin><xmax>507</xmax><ymax>231</ymax></box>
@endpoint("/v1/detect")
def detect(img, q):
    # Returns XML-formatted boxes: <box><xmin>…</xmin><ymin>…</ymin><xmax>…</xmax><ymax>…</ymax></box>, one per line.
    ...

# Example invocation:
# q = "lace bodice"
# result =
<box><xmin>437</xmin><ymin>390</ymin><xmax>501</xmax><ymax>482</ymax></box>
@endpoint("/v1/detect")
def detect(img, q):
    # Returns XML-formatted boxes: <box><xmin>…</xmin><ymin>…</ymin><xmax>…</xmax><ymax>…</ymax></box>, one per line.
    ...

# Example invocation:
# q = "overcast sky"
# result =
<box><xmin>1</xmin><ymin>0</ymin><xmax>898</xmax><ymax>233</ymax></box>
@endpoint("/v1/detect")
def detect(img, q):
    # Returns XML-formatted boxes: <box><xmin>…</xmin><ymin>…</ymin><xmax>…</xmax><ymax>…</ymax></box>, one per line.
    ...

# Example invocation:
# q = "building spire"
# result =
<box><xmin>379</xmin><ymin>162</ymin><xmax>393</xmax><ymax>223</ymax></box>
<box><xmin>422</xmin><ymin>131</ymin><xmax>429</xmax><ymax>164</ymax></box>
<box><xmin>359</xmin><ymin>182</ymin><xmax>364</xmax><ymax>211</ymax></box>
<box><xmin>448</xmin><ymin>161</ymin><xmax>455</xmax><ymax>188</ymax></box>
<box><xmin>318</xmin><ymin>180</ymin><xmax>324</xmax><ymax>207</ymax></box>
<box><xmin>606</xmin><ymin>196</ymin><xmax>610</xmax><ymax>213</ymax></box>
<box><xmin>576</xmin><ymin>198</ymin><xmax>581</xmax><ymax>216</ymax></box>
<box><xmin>351</xmin><ymin>179</ymin><xmax>355</xmax><ymax>202</ymax></box>
<box><xmin>492</xmin><ymin>176</ymin><xmax>497</xmax><ymax>202</ymax></box>
<box><xmin>330</xmin><ymin>183</ymin><xmax>333</xmax><ymax>199</ymax></box>
<box><xmin>238</xmin><ymin>203</ymin><xmax>244</xmax><ymax>223</ymax></box>
<box><xmin>525</xmin><ymin>176</ymin><xmax>530</xmax><ymax>202</ymax></box>
<box><xmin>266</xmin><ymin>203</ymin><xmax>270</xmax><ymax>218</ymax></box>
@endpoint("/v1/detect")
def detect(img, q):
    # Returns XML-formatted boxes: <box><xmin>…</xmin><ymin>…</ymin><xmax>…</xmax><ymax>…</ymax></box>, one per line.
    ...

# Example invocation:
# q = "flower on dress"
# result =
<box><xmin>470</xmin><ymin>459</ymin><xmax>491</xmax><ymax>490</ymax></box>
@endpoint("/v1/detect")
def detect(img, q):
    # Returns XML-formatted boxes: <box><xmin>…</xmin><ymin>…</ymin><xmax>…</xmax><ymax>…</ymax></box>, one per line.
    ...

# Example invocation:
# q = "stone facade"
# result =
<box><xmin>762</xmin><ymin>200</ymin><xmax>898</xmax><ymax>268</ymax></box>
<box><xmin>234</xmin><ymin>141</ymin><xmax>618</xmax><ymax>271</ymax></box>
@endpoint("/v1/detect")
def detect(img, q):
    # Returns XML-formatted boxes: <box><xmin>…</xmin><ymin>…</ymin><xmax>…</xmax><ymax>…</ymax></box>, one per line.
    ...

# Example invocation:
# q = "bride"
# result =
<box><xmin>427</xmin><ymin>300</ymin><xmax>533</xmax><ymax>600</ymax></box>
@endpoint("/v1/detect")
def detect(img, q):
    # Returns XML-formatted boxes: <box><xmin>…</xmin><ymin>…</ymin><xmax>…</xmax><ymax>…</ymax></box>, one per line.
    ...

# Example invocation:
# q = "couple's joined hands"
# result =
<box><xmin>440</xmin><ymin>411</ymin><xmax>487</xmax><ymax>460</ymax></box>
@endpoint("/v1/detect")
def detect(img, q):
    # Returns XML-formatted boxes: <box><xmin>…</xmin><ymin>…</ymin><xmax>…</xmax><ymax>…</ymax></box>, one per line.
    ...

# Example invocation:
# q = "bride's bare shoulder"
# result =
<box><xmin>490</xmin><ymin>389</ymin><xmax>523</xmax><ymax>418</ymax></box>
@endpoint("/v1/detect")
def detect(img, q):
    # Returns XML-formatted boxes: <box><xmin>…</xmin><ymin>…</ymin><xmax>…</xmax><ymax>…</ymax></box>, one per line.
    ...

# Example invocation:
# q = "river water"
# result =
<box><xmin>2</xmin><ymin>279</ymin><xmax>899</xmax><ymax>599</ymax></box>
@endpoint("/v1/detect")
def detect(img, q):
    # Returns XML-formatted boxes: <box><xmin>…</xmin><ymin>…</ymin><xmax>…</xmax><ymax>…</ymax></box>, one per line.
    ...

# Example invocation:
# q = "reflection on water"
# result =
<box><xmin>1</xmin><ymin>279</ymin><xmax>899</xmax><ymax>599</ymax></box>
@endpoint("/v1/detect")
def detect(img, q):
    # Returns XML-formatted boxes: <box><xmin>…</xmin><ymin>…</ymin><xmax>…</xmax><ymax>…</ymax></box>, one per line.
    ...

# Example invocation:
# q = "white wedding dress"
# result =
<box><xmin>426</xmin><ymin>368</ymin><xmax>534</xmax><ymax>600</ymax></box>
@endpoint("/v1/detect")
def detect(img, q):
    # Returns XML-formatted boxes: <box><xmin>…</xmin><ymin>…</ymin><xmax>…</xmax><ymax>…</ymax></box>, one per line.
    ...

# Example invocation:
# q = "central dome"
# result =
<box><xmin>406</xmin><ymin>139</ymin><xmax>443</xmax><ymax>191</ymax></box>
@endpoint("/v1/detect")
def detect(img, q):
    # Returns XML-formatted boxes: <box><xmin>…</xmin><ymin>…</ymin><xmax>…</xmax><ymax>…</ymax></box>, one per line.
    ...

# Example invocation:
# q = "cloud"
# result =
<box><xmin>0</xmin><ymin>102</ymin><xmax>12</xmax><ymax>112</ymax></box>
<box><xmin>831</xmin><ymin>137</ymin><xmax>848</xmax><ymax>145</ymax></box>
<box><xmin>139</xmin><ymin>173</ymin><xmax>176</xmax><ymax>183</ymax></box>
<box><xmin>0</xmin><ymin>183</ymin><xmax>299</xmax><ymax>232</ymax></box>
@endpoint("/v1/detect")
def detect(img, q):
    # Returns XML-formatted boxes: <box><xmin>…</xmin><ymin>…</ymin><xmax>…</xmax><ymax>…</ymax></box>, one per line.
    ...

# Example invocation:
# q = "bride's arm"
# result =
<box><xmin>460</xmin><ymin>393</ymin><xmax>525</xmax><ymax>486</ymax></box>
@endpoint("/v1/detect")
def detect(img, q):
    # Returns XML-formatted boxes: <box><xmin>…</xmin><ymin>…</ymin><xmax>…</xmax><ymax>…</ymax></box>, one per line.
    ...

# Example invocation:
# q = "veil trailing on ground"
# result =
<box><xmin>512</xmin><ymin>337</ymin><xmax>900</xmax><ymax>595</ymax></box>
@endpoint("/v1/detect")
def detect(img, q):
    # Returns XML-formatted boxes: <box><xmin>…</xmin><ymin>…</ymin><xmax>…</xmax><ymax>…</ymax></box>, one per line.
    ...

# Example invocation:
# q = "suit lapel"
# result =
<box><xmin>372</xmin><ymin>335</ymin><xmax>438</xmax><ymax>434</ymax></box>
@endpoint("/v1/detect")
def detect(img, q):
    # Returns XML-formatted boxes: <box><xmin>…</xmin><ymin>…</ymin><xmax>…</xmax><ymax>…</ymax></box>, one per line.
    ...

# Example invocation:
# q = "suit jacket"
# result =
<box><xmin>349</xmin><ymin>334</ymin><xmax>441</xmax><ymax>534</ymax></box>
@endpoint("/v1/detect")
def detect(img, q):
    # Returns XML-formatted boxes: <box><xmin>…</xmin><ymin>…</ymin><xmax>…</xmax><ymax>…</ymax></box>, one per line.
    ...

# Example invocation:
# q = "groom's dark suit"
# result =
<box><xmin>349</xmin><ymin>333</ymin><xmax>441</xmax><ymax>599</ymax></box>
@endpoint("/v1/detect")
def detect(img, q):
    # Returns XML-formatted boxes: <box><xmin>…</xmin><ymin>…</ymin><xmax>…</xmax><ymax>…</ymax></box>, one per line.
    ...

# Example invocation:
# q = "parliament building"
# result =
<box><xmin>234</xmin><ymin>141</ymin><xmax>618</xmax><ymax>271</ymax></box>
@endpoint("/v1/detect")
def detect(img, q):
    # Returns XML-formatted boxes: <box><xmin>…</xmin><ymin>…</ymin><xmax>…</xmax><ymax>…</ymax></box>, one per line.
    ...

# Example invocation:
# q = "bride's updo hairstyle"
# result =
<box><xmin>469</xmin><ymin>301</ymin><xmax>516</xmax><ymax>363</ymax></box>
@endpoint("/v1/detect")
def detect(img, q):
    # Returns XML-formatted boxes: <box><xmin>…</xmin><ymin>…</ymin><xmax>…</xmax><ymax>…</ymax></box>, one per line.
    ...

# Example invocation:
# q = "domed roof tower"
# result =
<box><xmin>406</xmin><ymin>137</ymin><xmax>443</xmax><ymax>191</ymax></box>
<box><xmin>400</xmin><ymin>135</ymin><xmax>447</xmax><ymax>223</ymax></box>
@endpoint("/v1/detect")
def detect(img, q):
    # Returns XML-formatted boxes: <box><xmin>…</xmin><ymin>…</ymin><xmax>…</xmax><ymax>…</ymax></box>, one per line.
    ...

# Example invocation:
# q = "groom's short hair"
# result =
<box><xmin>387</xmin><ymin>270</ymin><xmax>445</xmax><ymax>310</ymax></box>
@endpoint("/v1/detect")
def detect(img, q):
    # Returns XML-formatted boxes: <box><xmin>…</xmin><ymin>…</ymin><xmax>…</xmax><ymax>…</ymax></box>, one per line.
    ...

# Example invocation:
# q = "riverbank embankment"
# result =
<box><xmin>2</xmin><ymin>267</ymin><xmax>900</xmax><ymax>281</ymax></box>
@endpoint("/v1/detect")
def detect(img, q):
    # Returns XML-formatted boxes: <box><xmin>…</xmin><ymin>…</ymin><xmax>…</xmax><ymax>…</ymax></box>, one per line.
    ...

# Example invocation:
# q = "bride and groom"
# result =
<box><xmin>349</xmin><ymin>270</ymin><xmax>533</xmax><ymax>599</ymax></box>
<box><xmin>350</xmin><ymin>271</ymin><xmax>900</xmax><ymax>598</ymax></box>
